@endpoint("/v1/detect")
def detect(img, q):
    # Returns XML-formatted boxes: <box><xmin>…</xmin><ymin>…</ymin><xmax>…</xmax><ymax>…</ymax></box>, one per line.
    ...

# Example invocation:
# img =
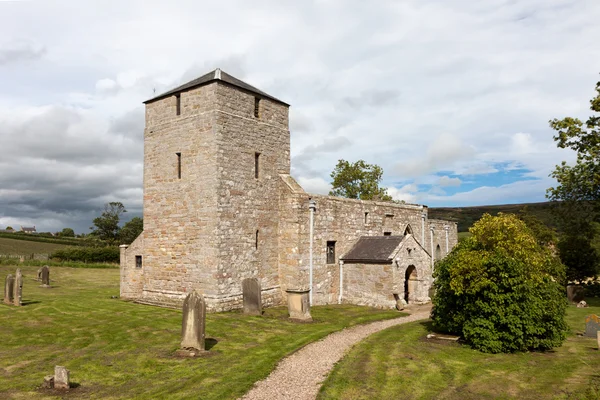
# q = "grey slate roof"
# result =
<box><xmin>144</xmin><ymin>68</ymin><xmax>289</xmax><ymax>106</ymax></box>
<box><xmin>341</xmin><ymin>236</ymin><xmax>403</xmax><ymax>263</ymax></box>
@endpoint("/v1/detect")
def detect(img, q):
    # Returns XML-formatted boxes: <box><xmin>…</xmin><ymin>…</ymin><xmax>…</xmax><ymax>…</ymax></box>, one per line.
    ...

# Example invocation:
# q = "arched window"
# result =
<box><xmin>435</xmin><ymin>244</ymin><xmax>442</xmax><ymax>261</ymax></box>
<box><xmin>403</xmin><ymin>225</ymin><xmax>413</xmax><ymax>236</ymax></box>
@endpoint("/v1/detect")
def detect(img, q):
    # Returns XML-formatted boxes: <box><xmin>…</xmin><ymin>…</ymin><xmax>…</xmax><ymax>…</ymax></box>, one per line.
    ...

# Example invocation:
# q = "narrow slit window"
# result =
<box><xmin>135</xmin><ymin>255</ymin><xmax>142</xmax><ymax>269</ymax></box>
<box><xmin>364</xmin><ymin>212</ymin><xmax>369</xmax><ymax>224</ymax></box>
<box><xmin>175</xmin><ymin>94</ymin><xmax>181</xmax><ymax>116</ymax></box>
<box><xmin>254</xmin><ymin>152</ymin><xmax>260</xmax><ymax>179</ymax></box>
<box><xmin>176</xmin><ymin>152</ymin><xmax>181</xmax><ymax>179</ymax></box>
<box><xmin>384</xmin><ymin>231</ymin><xmax>392</xmax><ymax>236</ymax></box>
<box><xmin>254</xmin><ymin>97</ymin><xmax>260</xmax><ymax>118</ymax></box>
<box><xmin>255</xmin><ymin>230</ymin><xmax>259</xmax><ymax>250</ymax></box>
<box><xmin>326</xmin><ymin>241</ymin><xmax>336</xmax><ymax>264</ymax></box>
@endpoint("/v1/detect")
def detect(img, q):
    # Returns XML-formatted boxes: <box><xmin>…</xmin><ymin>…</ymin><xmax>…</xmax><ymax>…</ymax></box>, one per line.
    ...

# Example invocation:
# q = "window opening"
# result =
<box><xmin>135</xmin><ymin>255</ymin><xmax>142</xmax><ymax>269</ymax></box>
<box><xmin>176</xmin><ymin>152</ymin><xmax>181</xmax><ymax>179</ymax></box>
<box><xmin>255</xmin><ymin>230</ymin><xmax>259</xmax><ymax>250</ymax></box>
<box><xmin>364</xmin><ymin>212</ymin><xmax>369</xmax><ymax>224</ymax></box>
<box><xmin>175</xmin><ymin>94</ymin><xmax>181</xmax><ymax>115</ymax></box>
<box><xmin>254</xmin><ymin>97</ymin><xmax>260</xmax><ymax>118</ymax></box>
<box><xmin>254</xmin><ymin>152</ymin><xmax>260</xmax><ymax>179</ymax></box>
<box><xmin>326</xmin><ymin>241</ymin><xmax>336</xmax><ymax>264</ymax></box>
<box><xmin>384</xmin><ymin>231</ymin><xmax>392</xmax><ymax>236</ymax></box>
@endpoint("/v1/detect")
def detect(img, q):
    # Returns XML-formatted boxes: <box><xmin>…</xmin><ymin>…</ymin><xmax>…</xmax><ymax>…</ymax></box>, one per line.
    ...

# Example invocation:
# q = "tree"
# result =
<box><xmin>431</xmin><ymin>213</ymin><xmax>568</xmax><ymax>353</ymax></box>
<box><xmin>547</xmin><ymin>78</ymin><xmax>600</xmax><ymax>203</ymax></box>
<box><xmin>59</xmin><ymin>228</ymin><xmax>75</xmax><ymax>237</ymax></box>
<box><xmin>90</xmin><ymin>202</ymin><xmax>127</xmax><ymax>245</ymax></box>
<box><xmin>119</xmin><ymin>217</ymin><xmax>143</xmax><ymax>245</ymax></box>
<box><xmin>329</xmin><ymin>159</ymin><xmax>393</xmax><ymax>201</ymax></box>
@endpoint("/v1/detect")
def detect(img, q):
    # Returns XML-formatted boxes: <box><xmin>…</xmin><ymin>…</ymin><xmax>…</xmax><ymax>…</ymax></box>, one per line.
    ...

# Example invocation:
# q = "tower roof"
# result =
<box><xmin>144</xmin><ymin>68</ymin><xmax>289</xmax><ymax>106</ymax></box>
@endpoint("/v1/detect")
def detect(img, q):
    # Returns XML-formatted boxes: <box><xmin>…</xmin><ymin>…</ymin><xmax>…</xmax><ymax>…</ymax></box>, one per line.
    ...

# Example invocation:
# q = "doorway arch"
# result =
<box><xmin>404</xmin><ymin>265</ymin><xmax>418</xmax><ymax>303</ymax></box>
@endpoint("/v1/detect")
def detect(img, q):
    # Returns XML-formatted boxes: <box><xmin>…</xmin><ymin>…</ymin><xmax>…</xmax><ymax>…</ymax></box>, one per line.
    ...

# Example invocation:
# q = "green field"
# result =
<box><xmin>0</xmin><ymin>265</ymin><xmax>402</xmax><ymax>399</ymax></box>
<box><xmin>0</xmin><ymin>237</ymin><xmax>69</xmax><ymax>255</ymax></box>
<box><xmin>429</xmin><ymin>201</ymin><xmax>556</xmax><ymax>232</ymax></box>
<box><xmin>319</xmin><ymin>298</ymin><xmax>600</xmax><ymax>400</ymax></box>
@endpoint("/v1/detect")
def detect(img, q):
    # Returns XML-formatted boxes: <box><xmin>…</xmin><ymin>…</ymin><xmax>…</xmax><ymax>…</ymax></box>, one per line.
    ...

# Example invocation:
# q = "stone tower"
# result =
<box><xmin>120</xmin><ymin>69</ymin><xmax>290</xmax><ymax>310</ymax></box>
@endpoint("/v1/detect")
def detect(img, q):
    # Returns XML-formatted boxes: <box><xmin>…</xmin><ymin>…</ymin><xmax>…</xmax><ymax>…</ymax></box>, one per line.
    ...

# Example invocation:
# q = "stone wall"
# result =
<box><xmin>278</xmin><ymin>178</ymin><xmax>431</xmax><ymax>306</ymax></box>
<box><xmin>428</xmin><ymin>219</ymin><xmax>458</xmax><ymax>263</ymax></box>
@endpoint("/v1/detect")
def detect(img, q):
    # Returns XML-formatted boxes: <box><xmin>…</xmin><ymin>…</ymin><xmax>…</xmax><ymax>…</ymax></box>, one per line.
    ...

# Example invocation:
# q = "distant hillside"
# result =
<box><xmin>0</xmin><ymin>237</ymin><xmax>70</xmax><ymax>255</ymax></box>
<box><xmin>429</xmin><ymin>202</ymin><xmax>557</xmax><ymax>232</ymax></box>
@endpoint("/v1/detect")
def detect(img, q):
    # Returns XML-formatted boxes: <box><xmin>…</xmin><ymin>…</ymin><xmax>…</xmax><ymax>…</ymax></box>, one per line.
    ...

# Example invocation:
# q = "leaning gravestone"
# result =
<box><xmin>180</xmin><ymin>290</ymin><xmax>206</xmax><ymax>353</ymax></box>
<box><xmin>13</xmin><ymin>269</ymin><xmax>23</xmax><ymax>307</ymax></box>
<box><xmin>585</xmin><ymin>314</ymin><xmax>600</xmax><ymax>338</ymax></box>
<box><xmin>41</xmin><ymin>266</ymin><xmax>50</xmax><ymax>287</ymax></box>
<box><xmin>4</xmin><ymin>274</ymin><xmax>14</xmax><ymax>305</ymax></box>
<box><xmin>242</xmin><ymin>278</ymin><xmax>262</xmax><ymax>316</ymax></box>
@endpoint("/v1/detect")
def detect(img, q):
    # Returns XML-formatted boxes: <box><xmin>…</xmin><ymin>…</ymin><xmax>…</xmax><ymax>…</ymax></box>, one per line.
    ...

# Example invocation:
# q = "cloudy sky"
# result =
<box><xmin>0</xmin><ymin>0</ymin><xmax>599</xmax><ymax>233</ymax></box>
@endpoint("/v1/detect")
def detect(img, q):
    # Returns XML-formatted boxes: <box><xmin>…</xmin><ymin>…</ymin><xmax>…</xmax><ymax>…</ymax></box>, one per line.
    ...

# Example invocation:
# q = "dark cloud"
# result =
<box><xmin>0</xmin><ymin>41</ymin><xmax>46</xmax><ymax>65</ymax></box>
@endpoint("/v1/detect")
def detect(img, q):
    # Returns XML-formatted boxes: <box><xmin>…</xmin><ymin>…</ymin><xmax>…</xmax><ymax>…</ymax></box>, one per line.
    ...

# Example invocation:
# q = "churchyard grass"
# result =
<box><xmin>319</xmin><ymin>298</ymin><xmax>600</xmax><ymax>400</ymax></box>
<box><xmin>0</xmin><ymin>265</ymin><xmax>402</xmax><ymax>399</ymax></box>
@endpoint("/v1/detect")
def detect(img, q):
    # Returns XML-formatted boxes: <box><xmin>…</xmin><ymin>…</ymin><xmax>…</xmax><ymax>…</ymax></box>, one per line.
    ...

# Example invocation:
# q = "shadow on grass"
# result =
<box><xmin>21</xmin><ymin>300</ymin><xmax>41</xmax><ymax>306</ymax></box>
<box><xmin>206</xmin><ymin>338</ymin><xmax>218</xmax><ymax>350</ymax></box>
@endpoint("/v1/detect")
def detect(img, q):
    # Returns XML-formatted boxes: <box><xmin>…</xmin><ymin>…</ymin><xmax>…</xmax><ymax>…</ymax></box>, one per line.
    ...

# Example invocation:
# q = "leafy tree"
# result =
<box><xmin>59</xmin><ymin>228</ymin><xmax>75</xmax><ymax>238</ymax></box>
<box><xmin>5</xmin><ymin>226</ymin><xmax>13</xmax><ymax>231</ymax></box>
<box><xmin>119</xmin><ymin>217</ymin><xmax>143</xmax><ymax>245</ymax></box>
<box><xmin>329</xmin><ymin>159</ymin><xmax>393</xmax><ymax>201</ymax></box>
<box><xmin>90</xmin><ymin>202</ymin><xmax>127</xmax><ymax>245</ymax></box>
<box><xmin>431</xmin><ymin>213</ymin><xmax>568</xmax><ymax>353</ymax></box>
<box><xmin>518</xmin><ymin>207</ymin><xmax>557</xmax><ymax>247</ymax></box>
<box><xmin>547</xmin><ymin>78</ymin><xmax>600</xmax><ymax>203</ymax></box>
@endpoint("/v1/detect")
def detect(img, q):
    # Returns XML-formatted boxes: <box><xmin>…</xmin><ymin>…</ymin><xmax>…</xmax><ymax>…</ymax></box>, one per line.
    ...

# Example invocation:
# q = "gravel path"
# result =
<box><xmin>240</xmin><ymin>306</ymin><xmax>431</xmax><ymax>400</ymax></box>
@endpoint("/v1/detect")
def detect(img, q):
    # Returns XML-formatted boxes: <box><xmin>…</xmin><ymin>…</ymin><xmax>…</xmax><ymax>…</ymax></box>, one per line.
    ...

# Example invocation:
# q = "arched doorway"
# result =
<box><xmin>404</xmin><ymin>265</ymin><xmax>417</xmax><ymax>303</ymax></box>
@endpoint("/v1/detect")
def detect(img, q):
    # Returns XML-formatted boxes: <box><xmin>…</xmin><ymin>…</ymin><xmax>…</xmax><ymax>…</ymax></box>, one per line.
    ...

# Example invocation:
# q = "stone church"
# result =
<box><xmin>119</xmin><ymin>69</ymin><xmax>458</xmax><ymax>311</ymax></box>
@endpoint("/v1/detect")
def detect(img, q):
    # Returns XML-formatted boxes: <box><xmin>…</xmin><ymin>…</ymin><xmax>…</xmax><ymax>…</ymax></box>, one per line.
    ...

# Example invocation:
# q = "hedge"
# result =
<box><xmin>50</xmin><ymin>246</ymin><xmax>120</xmax><ymax>263</ymax></box>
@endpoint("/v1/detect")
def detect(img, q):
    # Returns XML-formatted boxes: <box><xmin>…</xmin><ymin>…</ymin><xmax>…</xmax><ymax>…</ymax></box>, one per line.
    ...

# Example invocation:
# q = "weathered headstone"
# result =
<box><xmin>4</xmin><ymin>274</ymin><xmax>14</xmax><ymax>305</ymax></box>
<box><xmin>567</xmin><ymin>285</ymin><xmax>585</xmax><ymax>303</ymax></box>
<box><xmin>577</xmin><ymin>300</ymin><xmax>588</xmax><ymax>308</ymax></box>
<box><xmin>286</xmin><ymin>289</ymin><xmax>312</xmax><ymax>322</ymax></box>
<box><xmin>242</xmin><ymin>278</ymin><xmax>262</xmax><ymax>316</ymax></box>
<box><xmin>41</xmin><ymin>265</ymin><xmax>50</xmax><ymax>287</ymax></box>
<box><xmin>42</xmin><ymin>375</ymin><xmax>54</xmax><ymax>389</ymax></box>
<box><xmin>37</xmin><ymin>268</ymin><xmax>42</xmax><ymax>281</ymax></box>
<box><xmin>13</xmin><ymin>269</ymin><xmax>22</xmax><ymax>307</ymax></box>
<box><xmin>54</xmin><ymin>365</ymin><xmax>70</xmax><ymax>390</ymax></box>
<box><xmin>180</xmin><ymin>290</ymin><xmax>206</xmax><ymax>353</ymax></box>
<box><xmin>585</xmin><ymin>314</ymin><xmax>600</xmax><ymax>338</ymax></box>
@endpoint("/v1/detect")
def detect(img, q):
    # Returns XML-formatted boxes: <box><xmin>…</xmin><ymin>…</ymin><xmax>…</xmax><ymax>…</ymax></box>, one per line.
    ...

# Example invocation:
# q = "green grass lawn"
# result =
<box><xmin>319</xmin><ymin>298</ymin><xmax>600</xmax><ymax>400</ymax></box>
<box><xmin>0</xmin><ymin>265</ymin><xmax>402</xmax><ymax>399</ymax></box>
<box><xmin>0</xmin><ymin>237</ymin><xmax>68</xmax><ymax>255</ymax></box>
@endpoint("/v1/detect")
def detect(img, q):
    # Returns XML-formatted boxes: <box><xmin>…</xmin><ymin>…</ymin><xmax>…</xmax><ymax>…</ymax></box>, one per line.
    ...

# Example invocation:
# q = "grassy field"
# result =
<box><xmin>0</xmin><ymin>265</ymin><xmax>402</xmax><ymax>399</ymax></box>
<box><xmin>319</xmin><ymin>298</ymin><xmax>600</xmax><ymax>400</ymax></box>
<box><xmin>429</xmin><ymin>201</ymin><xmax>556</xmax><ymax>232</ymax></box>
<box><xmin>0</xmin><ymin>237</ymin><xmax>69</xmax><ymax>255</ymax></box>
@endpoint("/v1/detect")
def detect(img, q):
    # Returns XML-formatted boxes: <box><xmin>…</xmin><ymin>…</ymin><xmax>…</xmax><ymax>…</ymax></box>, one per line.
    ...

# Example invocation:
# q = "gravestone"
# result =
<box><xmin>286</xmin><ymin>289</ymin><xmax>312</xmax><ymax>322</ymax></box>
<box><xmin>54</xmin><ymin>365</ymin><xmax>70</xmax><ymax>390</ymax></box>
<box><xmin>41</xmin><ymin>266</ymin><xmax>50</xmax><ymax>287</ymax></box>
<box><xmin>180</xmin><ymin>290</ymin><xmax>206</xmax><ymax>352</ymax></box>
<box><xmin>4</xmin><ymin>274</ymin><xmax>14</xmax><ymax>305</ymax></box>
<box><xmin>242</xmin><ymin>278</ymin><xmax>262</xmax><ymax>316</ymax></box>
<box><xmin>13</xmin><ymin>269</ymin><xmax>22</xmax><ymax>307</ymax></box>
<box><xmin>585</xmin><ymin>314</ymin><xmax>600</xmax><ymax>338</ymax></box>
<box><xmin>37</xmin><ymin>268</ymin><xmax>42</xmax><ymax>281</ymax></box>
<box><xmin>567</xmin><ymin>285</ymin><xmax>585</xmax><ymax>303</ymax></box>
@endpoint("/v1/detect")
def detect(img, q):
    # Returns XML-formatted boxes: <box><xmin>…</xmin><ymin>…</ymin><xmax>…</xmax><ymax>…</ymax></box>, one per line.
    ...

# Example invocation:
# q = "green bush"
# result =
<box><xmin>431</xmin><ymin>213</ymin><xmax>568</xmax><ymax>353</ymax></box>
<box><xmin>50</xmin><ymin>246</ymin><xmax>120</xmax><ymax>263</ymax></box>
<box><xmin>584</xmin><ymin>280</ymin><xmax>600</xmax><ymax>298</ymax></box>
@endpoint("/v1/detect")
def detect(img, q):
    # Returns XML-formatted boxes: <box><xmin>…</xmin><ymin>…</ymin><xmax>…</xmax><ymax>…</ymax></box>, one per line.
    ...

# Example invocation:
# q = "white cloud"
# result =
<box><xmin>437</xmin><ymin>176</ymin><xmax>462</xmax><ymax>187</ymax></box>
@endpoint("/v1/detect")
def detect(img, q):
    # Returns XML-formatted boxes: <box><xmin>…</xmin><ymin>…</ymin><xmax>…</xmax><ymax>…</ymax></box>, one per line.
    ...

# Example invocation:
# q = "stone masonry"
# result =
<box><xmin>120</xmin><ymin>69</ymin><xmax>458</xmax><ymax>311</ymax></box>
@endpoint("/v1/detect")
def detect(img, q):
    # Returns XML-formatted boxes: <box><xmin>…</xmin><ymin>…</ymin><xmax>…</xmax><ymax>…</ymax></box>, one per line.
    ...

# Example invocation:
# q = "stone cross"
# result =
<box><xmin>585</xmin><ymin>314</ymin><xmax>600</xmax><ymax>338</ymax></box>
<box><xmin>242</xmin><ymin>278</ymin><xmax>262</xmax><ymax>316</ymax></box>
<box><xmin>4</xmin><ymin>274</ymin><xmax>14</xmax><ymax>305</ymax></box>
<box><xmin>41</xmin><ymin>266</ymin><xmax>50</xmax><ymax>286</ymax></box>
<box><xmin>286</xmin><ymin>289</ymin><xmax>312</xmax><ymax>321</ymax></box>
<box><xmin>180</xmin><ymin>290</ymin><xmax>206</xmax><ymax>352</ymax></box>
<box><xmin>54</xmin><ymin>365</ymin><xmax>70</xmax><ymax>390</ymax></box>
<box><xmin>13</xmin><ymin>269</ymin><xmax>23</xmax><ymax>307</ymax></box>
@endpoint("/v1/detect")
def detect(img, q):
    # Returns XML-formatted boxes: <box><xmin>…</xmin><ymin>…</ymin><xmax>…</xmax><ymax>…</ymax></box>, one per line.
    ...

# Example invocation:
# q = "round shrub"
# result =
<box><xmin>431</xmin><ymin>213</ymin><xmax>568</xmax><ymax>353</ymax></box>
